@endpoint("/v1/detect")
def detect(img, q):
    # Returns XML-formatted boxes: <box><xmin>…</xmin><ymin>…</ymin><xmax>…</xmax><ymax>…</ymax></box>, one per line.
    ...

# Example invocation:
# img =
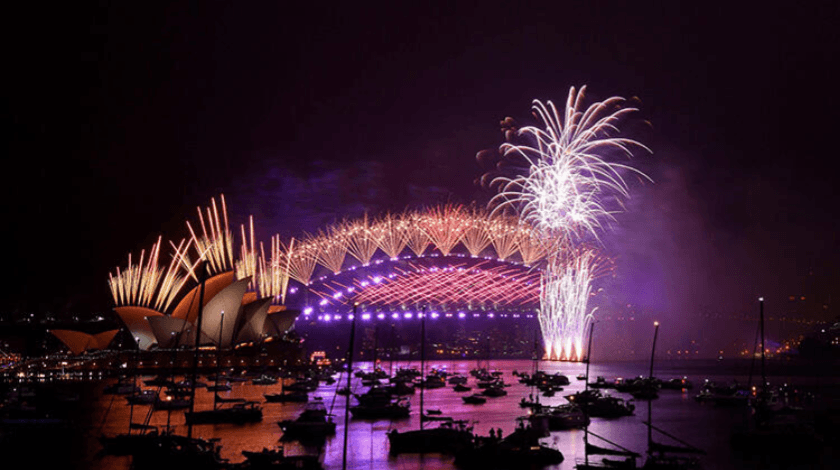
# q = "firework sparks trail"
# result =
<box><xmin>343</xmin><ymin>214</ymin><xmax>381</xmax><ymax>266</ymax></box>
<box><xmin>461</xmin><ymin>206</ymin><xmax>493</xmax><ymax>257</ymax></box>
<box><xmin>420</xmin><ymin>204</ymin><xmax>468</xmax><ymax>257</ymax></box>
<box><xmin>315</xmin><ymin>226</ymin><xmax>348</xmax><ymax>274</ymax></box>
<box><xmin>111</xmin><ymin>202</ymin><xmax>554</xmax><ymax>321</ymax></box>
<box><xmin>404</xmin><ymin>212</ymin><xmax>431</xmax><ymax>257</ymax></box>
<box><xmin>287</xmin><ymin>237</ymin><xmax>318</xmax><ymax>286</ymax></box>
<box><xmin>311</xmin><ymin>261</ymin><xmax>541</xmax><ymax>310</ymax></box>
<box><xmin>373</xmin><ymin>213</ymin><xmax>408</xmax><ymax>260</ymax></box>
<box><xmin>487</xmin><ymin>86</ymin><xmax>649</xmax><ymax>360</ymax></box>
<box><xmin>490</xmin><ymin>86</ymin><xmax>650</xmax><ymax>245</ymax></box>
<box><xmin>538</xmin><ymin>248</ymin><xmax>610</xmax><ymax>360</ymax></box>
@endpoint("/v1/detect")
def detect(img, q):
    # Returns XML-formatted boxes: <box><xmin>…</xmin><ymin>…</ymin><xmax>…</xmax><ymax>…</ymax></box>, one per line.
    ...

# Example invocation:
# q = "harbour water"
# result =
<box><xmin>10</xmin><ymin>359</ymin><xmax>839</xmax><ymax>470</ymax></box>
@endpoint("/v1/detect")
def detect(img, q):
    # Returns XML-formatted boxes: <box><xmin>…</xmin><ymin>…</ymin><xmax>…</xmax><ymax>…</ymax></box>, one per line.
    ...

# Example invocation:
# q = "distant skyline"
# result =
<box><xmin>5</xmin><ymin>1</ymin><xmax>839</xmax><ymax>355</ymax></box>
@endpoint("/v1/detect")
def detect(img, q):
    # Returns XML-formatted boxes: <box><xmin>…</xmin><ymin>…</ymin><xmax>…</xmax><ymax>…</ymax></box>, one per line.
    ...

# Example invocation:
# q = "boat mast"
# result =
<box><xmin>584</xmin><ymin>322</ymin><xmax>594</xmax><ymax>466</ymax></box>
<box><xmin>389</xmin><ymin>323</ymin><xmax>395</xmax><ymax>378</ymax></box>
<box><xmin>419</xmin><ymin>305</ymin><xmax>426</xmax><ymax>431</ymax></box>
<box><xmin>213</xmin><ymin>311</ymin><xmax>224</xmax><ymax>411</ymax></box>
<box><xmin>649</xmin><ymin>321</ymin><xmax>659</xmax><ymax>379</ymax></box>
<box><xmin>585</xmin><ymin>322</ymin><xmax>594</xmax><ymax>393</ymax></box>
<box><xmin>759</xmin><ymin>297</ymin><xmax>766</xmax><ymax>398</ymax></box>
<box><xmin>342</xmin><ymin>302</ymin><xmax>358</xmax><ymax>470</ymax></box>
<box><xmin>648</xmin><ymin>321</ymin><xmax>659</xmax><ymax>455</ymax></box>
<box><xmin>187</xmin><ymin>261</ymin><xmax>208</xmax><ymax>439</ymax></box>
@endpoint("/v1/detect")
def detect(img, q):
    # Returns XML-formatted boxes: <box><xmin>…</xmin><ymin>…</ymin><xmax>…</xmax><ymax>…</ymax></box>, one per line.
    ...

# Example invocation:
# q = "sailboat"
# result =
<box><xmin>519</xmin><ymin>331</ymin><xmax>541</xmax><ymax>409</ymax></box>
<box><xmin>184</xmin><ymin>311</ymin><xmax>263</xmax><ymax>425</ymax></box>
<box><xmin>454</xmin><ymin>417</ymin><xmax>563</xmax><ymax>469</ymax></box>
<box><xmin>729</xmin><ymin>297</ymin><xmax>822</xmax><ymax>457</ymax></box>
<box><xmin>387</xmin><ymin>306</ymin><xmax>475</xmax><ymax>456</ymax></box>
<box><xmin>641</xmin><ymin>322</ymin><xmax>704</xmax><ymax>470</ymax></box>
<box><xmin>565</xmin><ymin>324</ymin><xmax>635</xmax><ymax>418</ymax></box>
<box><xmin>99</xmin><ymin>337</ymin><xmax>163</xmax><ymax>456</ymax></box>
<box><xmin>278</xmin><ymin>396</ymin><xmax>337</xmax><ymax>443</ymax></box>
<box><xmin>575</xmin><ymin>430</ymin><xmax>640</xmax><ymax>469</ymax></box>
<box><xmin>530</xmin><ymin>325</ymin><xmax>590</xmax><ymax>432</ymax></box>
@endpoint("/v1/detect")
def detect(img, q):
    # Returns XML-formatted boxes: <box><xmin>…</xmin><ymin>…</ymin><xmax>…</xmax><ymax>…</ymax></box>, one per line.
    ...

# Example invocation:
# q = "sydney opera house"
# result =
<box><xmin>51</xmin><ymin>271</ymin><xmax>299</xmax><ymax>355</ymax></box>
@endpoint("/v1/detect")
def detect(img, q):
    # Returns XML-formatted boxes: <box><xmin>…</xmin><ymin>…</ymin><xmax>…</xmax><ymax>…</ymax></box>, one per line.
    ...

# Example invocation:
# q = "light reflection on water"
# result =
<box><xmin>86</xmin><ymin>359</ymin><xmax>836</xmax><ymax>470</ymax></box>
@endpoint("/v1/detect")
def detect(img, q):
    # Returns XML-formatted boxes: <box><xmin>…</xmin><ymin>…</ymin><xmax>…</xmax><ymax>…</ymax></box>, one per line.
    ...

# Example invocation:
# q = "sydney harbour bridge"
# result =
<box><xmin>85</xmin><ymin>197</ymin><xmax>585</xmax><ymax>364</ymax></box>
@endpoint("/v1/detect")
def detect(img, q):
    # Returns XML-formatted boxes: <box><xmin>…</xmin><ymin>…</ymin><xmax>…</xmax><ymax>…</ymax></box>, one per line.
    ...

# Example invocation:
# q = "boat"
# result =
<box><xmin>103</xmin><ymin>382</ymin><xmax>141</xmax><ymax>395</ymax></box>
<box><xmin>642</xmin><ymin>322</ymin><xmax>705</xmax><ymax>469</ymax></box>
<box><xmin>240</xmin><ymin>446</ymin><xmax>324</xmax><ymax>469</ymax></box>
<box><xmin>387</xmin><ymin>306</ymin><xmax>474</xmax><ymax>456</ymax></box>
<box><xmin>185</xmin><ymin>400</ymin><xmax>263</xmax><ymax>425</ymax></box>
<box><xmin>529</xmin><ymin>403</ymin><xmax>590</xmax><ymax>431</ymax></box>
<box><xmin>389</xmin><ymin>419</ymin><xmax>475</xmax><ymax>455</ymax></box>
<box><xmin>588</xmin><ymin>376</ymin><xmax>614</xmax><ymax>389</ymax></box>
<box><xmin>454</xmin><ymin>420</ymin><xmax>563</xmax><ymax>469</ymax></box>
<box><xmin>453</xmin><ymin>383</ymin><xmax>471</xmax><ymax>392</ymax></box>
<box><xmin>418</xmin><ymin>374</ymin><xmax>446</xmax><ymax>389</ymax></box>
<box><xmin>144</xmin><ymin>375</ymin><xmax>175</xmax><ymax>387</ymax></box>
<box><xmin>421</xmin><ymin>413</ymin><xmax>454</xmax><ymax>422</ymax></box>
<box><xmin>729</xmin><ymin>298</ymin><xmax>823</xmax><ymax>460</ymax></box>
<box><xmin>519</xmin><ymin>333</ymin><xmax>542</xmax><ymax>409</ymax></box>
<box><xmin>125</xmin><ymin>389</ymin><xmax>158</xmax><ymax>405</ymax></box>
<box><xmin>205</xmin><ymin>383</ymin><xmax>232</xmax><ymax>392</ymax></box>
<box><xmin>462</xmin><ymin>394</ymin><xmax>487</xmax><ymax>404</ymax></box>
<box><xmin>661</xmin><ymin>378</ymin><xmax>693</xmax><ymax>390</ymax></box>
<box><xmin>264</xmin><ymin>391</ymin><xmax>308</xmax><ymax>403</ymax></box>
<box><xmin>129</xmin><ymin>432</ymin><xmax>228</xmax><ymax>470</ymax></box>
<box><xmin>566</xmin><ymin>389</ymin><xmax>635</xmax><ymax>418</ymax></box>
<box><xmin>448</xmin><ymin>375</ymin><xmax>468</xmax><ymax>385</ymax></box>
<box><xmin>153</xmin><ymin>396</ymin><xmax>192</xmax><ymax>410</ymax></box>
<box><xmin>278</xmin><ymin>398</ymin><xmax>336</xmax><ymax>442</ymax></box>
<box><xmin>693</xmin><ymin>380</ymin><xmax>750</xmax><ymax>406</ymax></box>
<box><xmin>184</xmin><ymin>309</ymin><xmax>263</xmax><ymax>425</ymax></box>
<box><xmin>577</xmin><ymin>373</ymin><xmax>587</xmax><ymax>381</ymax></box>
<box><xmin>99</xmin><ymin>424</ymin><xmax>162</xmax><ymax>456</ymax></box>
<box><xmin>251</xmin><ymin>374</ymin><xmax>278</xmax><ymax>385</ymax></box>
<box><xmin>566</xmin><ymin>324</ymin><xmax>635</xmax><ymax>418</ymax></box>
<box><xmin>519</xmin><ymin>395</ymin><xmax>540</xmax><ymax>409</ymax></box>
<box><xmin>349</xmin><ymin>396</ymin><xmax>411</xmax><ymax>419</ymax></box>
<box><xmin>575</xmin><ymin>429</ymin><xmax>639</xmax><ymax>469</ymax></box>
<box><xmin>482</xmin><ymin>385</ymin><xmax>507</xmax><ymax>397</ymax></box>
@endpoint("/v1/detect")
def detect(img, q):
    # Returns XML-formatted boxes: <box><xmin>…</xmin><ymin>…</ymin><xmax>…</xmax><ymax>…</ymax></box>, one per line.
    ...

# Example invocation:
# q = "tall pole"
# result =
<box><xmin>649</xmin><ymin>321</ymin><xmax>659</xmax><ymax>379</ymax></box>
<box><xmin>188</xmin><ymin>261</ymin><xmax>207</xmax><ymax>439</ymax></box>
<box><xmin>585</xmin><ymin>323</ymin><xmax>594</xmax><ymax>392</ymax></box>
<box><xmin>342</xmin><ymin>302</ymin><xmax>358</xmax><ymax>470</ymax></box>
<box><xmin>648</xmin><ymin>321</ymin><xmax>659</xmax><ymax>454</ymax></box>
<box><xmin>213</xmin><ymin>312</ymin><xmax>224</xmax><ymax>411</ymax></box>
<box><xmin>420</xmin><ymin>306</ymin><xmax>426</xmax><ymax>431</ymax></box>
<box><xmin>759</xmin><ymin>297</ymin><xmax>766</xmax><ymax>397</ymax></box>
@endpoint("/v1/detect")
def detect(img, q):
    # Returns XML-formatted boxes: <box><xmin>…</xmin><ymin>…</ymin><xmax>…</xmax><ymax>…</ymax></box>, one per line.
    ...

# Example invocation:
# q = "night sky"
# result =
<box><xmin>5</xmin><ymin>3</ymin><xmax>839</xmax><ymax>354</ymax></box>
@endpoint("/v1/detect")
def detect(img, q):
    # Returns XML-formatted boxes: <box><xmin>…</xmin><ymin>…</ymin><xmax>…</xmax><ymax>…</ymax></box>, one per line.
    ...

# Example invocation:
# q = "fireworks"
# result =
<box><xmin>488</xmin><ymin>86</ymin><xmax>649</xmax><ymax>360</ymax></box>
<box><xmin>343</xmin><ymin>214</ymin><xmax>380</xmax><ymax>266</ymax></box>
<box><xmin>312</xmin><ymin>260</ymin><xmax>541</xmax><ymax>310</ymax></box>
<box><xmin>461</xmin><ymin>206</ymin><xmax>493</xmax><ymax>257</ymax></box>
<box><xmin>110</xmin><ymin>201</ymin><xmax>550</xmax><ymax>317</ymax></box>
<box><xmin>539</xmin><ymin>248</ymin><xmax>610</xmax><ymax>360</ymax></box>
<box><xmin>490</xmin><ymin>86</ymin><xmax>650</xmax><ymax>245</ymax></box>
<box><xmin>373</xmin><ymin>212</ymin><xmax>408</xmax><ymax>260</ymax></box>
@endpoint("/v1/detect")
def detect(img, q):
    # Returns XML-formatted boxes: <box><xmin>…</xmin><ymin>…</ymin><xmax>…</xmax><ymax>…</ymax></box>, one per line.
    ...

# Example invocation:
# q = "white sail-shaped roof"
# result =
<box><xmin>114</xmin><ymin>306</ymin><xmax>164</xmax><ymax>350</ymax></box>
<box><xmin>199</xmin><ymin>276</ymin><xmax>251</xmax><ymax>348</ymax></box>
<box><xmin>235</xmin><ymin>297</ymin><xmax>272</xmax><ymax>344</ymax></box>
<box><xmin>265</xmin><ymin>309</ymin><xmax>300</xmax><ymax>337</ymax></box>
<box><xmin>147</xmin><ymin>315</ymin><xmax>214</xmax><ymax>348</ymax></box>
<box><xmin>50</xmin><ymin>329</ymin><xmax>119</xmax><ymax>355</ymax></box>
